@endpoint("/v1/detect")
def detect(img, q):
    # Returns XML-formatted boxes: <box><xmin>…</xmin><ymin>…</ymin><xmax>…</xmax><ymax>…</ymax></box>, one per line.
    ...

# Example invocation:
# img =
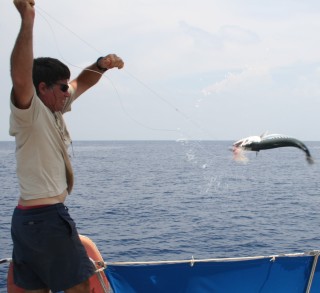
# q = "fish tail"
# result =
<box><xmin>306</xmin><ymin>155</ymin><xmax>314</xmax><ymax>165</ymax></box>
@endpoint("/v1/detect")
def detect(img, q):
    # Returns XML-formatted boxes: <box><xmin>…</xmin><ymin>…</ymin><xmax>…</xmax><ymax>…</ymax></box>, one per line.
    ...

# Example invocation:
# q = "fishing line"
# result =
<box><xmin>36</xmin><ymin>6</ymin><xmax>180</xmax><ymax>134</ymax></box>
<box><xmin>35</xmin><ymin>5</ymin><xmax>234</xmax><ymax>195</ymax></box>
<box><xmin>122</xmin><ymin>69</ymin><xmax>212</xmax><ymax>136</ymax></box>
<box><xmin>36</xmin><ymin>6</ymin><xmax>235</xmax><ymax>195</ymax></box>
<box><xmin>37</xmin><ymin>8</ymin><xmax>167</xmax><ymax>133</ymax></box>
<box><xmin>36</xmin><ymin>7</ymin><xmax>103</xmax><ymax>57</ymax></box>
<box><xmin>36</xmin><ymin>6</ymin><xmax>216</xmax><ymax>139</ymax></box>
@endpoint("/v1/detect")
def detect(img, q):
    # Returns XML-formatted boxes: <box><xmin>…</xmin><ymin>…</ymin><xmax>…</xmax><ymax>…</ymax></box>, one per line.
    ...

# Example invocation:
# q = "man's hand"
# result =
<box><xmin>98</xmin><ymin>54</ymin><xmax>124</xmax><ymax>70</ymax></box>
<box><xmin>13</xmin><ymin>0</ymin><xmax>35</xmax><ymax>19</ymax></box>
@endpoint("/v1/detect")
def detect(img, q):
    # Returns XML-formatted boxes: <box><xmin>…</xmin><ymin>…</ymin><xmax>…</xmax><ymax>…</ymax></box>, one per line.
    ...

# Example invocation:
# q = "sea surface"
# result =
<box><xmin>1</xmin><ymin>140</ymin><xmax>320</xmax><ymax>290</ymax></box>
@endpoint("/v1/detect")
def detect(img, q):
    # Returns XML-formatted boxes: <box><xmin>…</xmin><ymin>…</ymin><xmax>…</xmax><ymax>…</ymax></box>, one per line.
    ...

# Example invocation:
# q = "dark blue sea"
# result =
<box><xmin>1</xmin><ymin>140</ymin><xmax>320</xmax><ymax>290</ymax></box>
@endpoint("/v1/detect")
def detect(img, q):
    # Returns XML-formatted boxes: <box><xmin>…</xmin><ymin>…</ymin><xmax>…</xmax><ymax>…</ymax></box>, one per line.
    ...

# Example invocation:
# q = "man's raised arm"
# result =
<box><xmin>69</xmin><ymin>54</ymin><xmax>124</xmax><ymax>100</ymax></box>
<box><xmin>11</xmin><ymin>0</ymin><xmax>35</xmax><ymax>109</ymax></box>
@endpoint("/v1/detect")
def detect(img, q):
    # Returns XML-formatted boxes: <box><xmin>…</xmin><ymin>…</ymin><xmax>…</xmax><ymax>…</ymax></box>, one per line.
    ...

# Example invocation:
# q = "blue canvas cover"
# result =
<box><xmin>106</xmin><ymin>255</ymin><xmax>320</xmax><ymax>293</ymax></box>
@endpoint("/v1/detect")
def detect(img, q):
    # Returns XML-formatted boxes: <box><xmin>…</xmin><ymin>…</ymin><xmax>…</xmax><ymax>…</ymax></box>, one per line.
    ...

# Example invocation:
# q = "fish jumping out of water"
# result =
<box><xmin>232</xmin><ymin>133</ymin><xmax>314</xmax><ymax>164</ymax></box>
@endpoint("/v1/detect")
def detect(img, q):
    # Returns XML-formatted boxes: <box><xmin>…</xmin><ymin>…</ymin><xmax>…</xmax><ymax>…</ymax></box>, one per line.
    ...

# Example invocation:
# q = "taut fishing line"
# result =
<box><xmin>36</xmin><ymin>6</ymin><xmax>179</xmax><ymax>134</ymax></box>
<box><xmin>35</xmin><ymin>5</ymin><xmax>235</xmax><ymax>195</ymax></box>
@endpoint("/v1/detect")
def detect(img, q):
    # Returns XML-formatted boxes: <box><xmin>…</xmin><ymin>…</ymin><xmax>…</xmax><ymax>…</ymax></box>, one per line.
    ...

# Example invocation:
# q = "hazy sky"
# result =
<box><xmin>2</xmin><ymin>0</ymin><xmax>320</xmax><ymax>141</ymax></box>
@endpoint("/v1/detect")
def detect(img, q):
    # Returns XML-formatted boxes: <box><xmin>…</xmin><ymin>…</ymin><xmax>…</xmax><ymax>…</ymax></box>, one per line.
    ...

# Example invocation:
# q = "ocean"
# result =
<box><xmin>1</xmin><ymin>140</ymin><xmax>320</xmax><ymax>290</ymax></box>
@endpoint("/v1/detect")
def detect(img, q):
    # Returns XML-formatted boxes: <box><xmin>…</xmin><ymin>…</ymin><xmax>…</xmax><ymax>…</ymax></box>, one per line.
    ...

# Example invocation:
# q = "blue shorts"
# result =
<box><xmin>11</xmin><ymin>203</ymin><xmax>95</xmax><ymax>292</ymax></box>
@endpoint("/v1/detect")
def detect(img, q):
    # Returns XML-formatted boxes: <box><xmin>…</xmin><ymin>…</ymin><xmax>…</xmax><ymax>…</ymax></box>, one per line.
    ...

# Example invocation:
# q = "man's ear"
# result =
<box><xmin>38</xmin><ymin>82</ymin><xmax>50</xmax><ymax>96</ymax></box>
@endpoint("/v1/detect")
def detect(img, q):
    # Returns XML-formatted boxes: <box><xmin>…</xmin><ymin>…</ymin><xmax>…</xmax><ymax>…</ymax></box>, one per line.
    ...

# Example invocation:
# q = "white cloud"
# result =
<box><xmin>202</xmin><ymin>66</ymin><xmax>271</xmax><ymax>96</ymax></box>
<box><xmin>217</xmin><ymin>25</ymin><xmax>260</xmax><ymax>44</ymax></box>
<box><xmin>179</xmin><ymin>21</ymin><xmax>223</xmax><ymax>50</ymax></box>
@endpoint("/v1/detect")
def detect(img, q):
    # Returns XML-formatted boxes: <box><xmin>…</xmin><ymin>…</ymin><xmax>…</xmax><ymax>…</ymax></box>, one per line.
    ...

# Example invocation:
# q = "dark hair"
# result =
<box><xmin>33</xmin><ymin>57</ymin><xmax>70</xmax><ymax>94</ymax></box>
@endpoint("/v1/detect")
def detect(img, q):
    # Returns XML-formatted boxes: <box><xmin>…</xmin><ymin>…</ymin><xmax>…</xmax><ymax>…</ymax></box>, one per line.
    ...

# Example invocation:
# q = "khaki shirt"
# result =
<box><xmin>9</xmin><ymin>87</ymin><xmax>75</xmax><ymax>200</ymax></box>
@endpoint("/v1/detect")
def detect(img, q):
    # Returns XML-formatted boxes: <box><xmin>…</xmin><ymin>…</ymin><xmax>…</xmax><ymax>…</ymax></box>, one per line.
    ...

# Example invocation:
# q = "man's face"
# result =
<box><xmin>40</xmin><ymin>79</ymin><xmax>70</xmax><ymax>112</ymax></box>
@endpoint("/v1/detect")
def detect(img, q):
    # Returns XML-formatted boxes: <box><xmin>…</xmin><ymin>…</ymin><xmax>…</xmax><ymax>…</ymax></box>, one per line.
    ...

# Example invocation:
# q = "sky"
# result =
<box><xmin>2</xmin><ymin>0</ymin><xmax>320</xmax><ymax>141</ymax></box>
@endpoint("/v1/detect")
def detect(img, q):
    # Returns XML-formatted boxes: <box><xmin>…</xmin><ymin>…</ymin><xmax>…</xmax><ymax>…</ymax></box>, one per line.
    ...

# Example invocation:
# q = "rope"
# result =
<box><xmin>106</xmin><ymin>251</ymin><xmax>312</xmax><ymax>266</ymax></box>
<box><xmin>306</xmin><ymin>251</ymin><xmax>320</xmax><ymax>293</ymax></box>
<box><xmin>89</xmin><ymin>258</ymin><xmax>110</xmax><ymax>293</ymax></box>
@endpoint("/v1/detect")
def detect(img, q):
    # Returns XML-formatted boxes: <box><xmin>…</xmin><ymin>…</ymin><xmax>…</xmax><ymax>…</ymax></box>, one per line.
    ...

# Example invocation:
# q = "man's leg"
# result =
<box><xmin>25</xmin><ymin>289</ymin><xmax>50</xmax><ymax>293</ymax></box>
<box><xmin>65</xmin><ymin>279</ymin><xmax>90</xmax><ymax>293</ymax></box>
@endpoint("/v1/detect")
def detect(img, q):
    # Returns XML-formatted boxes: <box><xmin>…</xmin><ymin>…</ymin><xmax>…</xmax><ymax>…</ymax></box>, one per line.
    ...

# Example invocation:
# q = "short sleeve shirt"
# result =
<box><xmin>9</xmin><ymin>87</ymin><xmax>75</xmax><ymax>200</ymax></box>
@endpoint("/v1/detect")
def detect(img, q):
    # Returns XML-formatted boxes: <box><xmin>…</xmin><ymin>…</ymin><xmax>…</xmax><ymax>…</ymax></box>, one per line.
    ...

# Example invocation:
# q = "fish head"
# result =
<box><xmin>233</xmin><ymin>135</ymin><xmax>262</xmax><ymax>148</ymax></box>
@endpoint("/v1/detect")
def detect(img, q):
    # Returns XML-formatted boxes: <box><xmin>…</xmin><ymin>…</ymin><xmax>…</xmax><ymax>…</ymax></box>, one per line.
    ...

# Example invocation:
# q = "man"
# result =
<box><xmin>10</xmin><ymin>0</ymin><xmax>124</xmax><ymax>292</ymax></box>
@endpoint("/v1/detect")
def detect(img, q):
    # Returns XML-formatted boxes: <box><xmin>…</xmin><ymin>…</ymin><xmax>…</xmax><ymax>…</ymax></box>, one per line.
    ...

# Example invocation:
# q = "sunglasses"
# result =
<box><xmin>55</xmin><ymin>83</ymin><xmax>69</xmax><ymax>93</ymax></box>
